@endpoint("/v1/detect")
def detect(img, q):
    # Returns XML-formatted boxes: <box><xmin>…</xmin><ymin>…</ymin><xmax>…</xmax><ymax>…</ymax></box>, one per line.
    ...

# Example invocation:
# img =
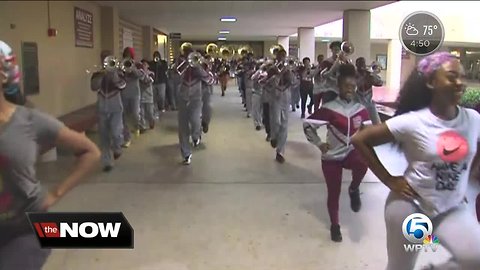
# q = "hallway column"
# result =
<box><xmin>342</xmin><ymin>10</ymin><xmax>371</xmax><ymax>63</ymax></box>
<box><xmin>386</xmin><ymin>39</ymin><xmax>402</xmax><ymax>91</ymax></box>
<box><xmin>276</xmin><ymin>36</ymin><xmax>290</xmax><ymax>56</ymax></box>
<box><xmin>100</xmin><ymin>6</ymin><xmax>120</xmax><ymax>57</ymax></box>
<box><xmin>298</xmin><ymin>27</ymin><xmax>315</xmax><ymax>61</ymax></box>
<box><xmin>142</xmin><ymin>26</ymin><xmax>154</xmax><ymax>60</ymax></box>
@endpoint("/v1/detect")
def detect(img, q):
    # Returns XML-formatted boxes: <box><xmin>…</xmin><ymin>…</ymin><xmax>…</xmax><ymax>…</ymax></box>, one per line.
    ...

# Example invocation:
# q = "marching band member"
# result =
<box><xmin>244</xmin><ymin>53</ymin><xmax>256</xmax><ymax>118</ymax></box>
<box><xmin>0</xmin><ymin>40</ymin><xmax>100</xmax><ymax>269</ymax></box>
<box><xmin>167</xmin><ymin>62</ymin><xmax>181</xmax><ymax>110</ymax></box>
<box><xmin>312</xmin><ymin>54</ymin><xmax>325</xmax><ymax>112</ymax></box>
<box><xmin>303</xmin><ymin>63</ymin><xmax>369</xmax><ymax>242</ymax></box>
<box><xmin>148</xmin><ymin>51</ymin><xmax>171</xmax><ymax>112</ymax></box>
<box><xmin>217</xmin><ymin>59</ymin><xmax>230</xmax><ymax>97</ymax></box>
<box><xmin>251</xmin><ymin>62</ymin><xmax>267</xmax><ymax>130</ymax></box>
<box><xmin>298</xmin><ymin>57</ymin><xmax>315</xmax><ymax>118</ymax></box>
<box><xmin>120</xmin><ymin>47</ymin><xmax>143</xmax><ymax>147</ymax></box>
<box><xmin>320</xmin><ymin>41</ymin><xmax>346</xmax><ymax>104</ymax></box>
<box><xmin>355</xmin><ymin>57</ymin><xmax>383</xmax><ymax>125</ymax></box>
<box><xmin>90</xmin><ymin>51</ymin><xmax>126</xmax><ymax>172</ymax></box>
<box><xmin>139</xmin><ymin>59</ymin><xmax>156</xmax><ymax>133</ymax></box>
<box><xmin>352</xmin><ymin>51</ymin><xmax>480</xmax><ymax>270</ymax></box>
<box><xmin>290</xmin><ymin>67</ymin><xmax>301</xmax><ymax>112</ymax></box>
<box><xmin>201</xmin><ymin>54</ymin><xmax>215</xmax><ymax>133</ymax></box>
<box><xmin>176</xmin><ymin>43</ymin><xmax>213</xmax><ymax>165</ymax></box>
<box><xmin>261</xmin><ymin>49</ymin><xmax>293</xmax><ymax>163</ymax></box>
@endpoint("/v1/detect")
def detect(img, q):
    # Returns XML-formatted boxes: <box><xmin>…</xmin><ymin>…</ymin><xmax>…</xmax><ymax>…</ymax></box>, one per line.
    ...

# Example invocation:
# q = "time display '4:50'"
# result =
<box><xmin>411</xmin><ymin>40</ymin><xmax>431</xmax><ymax>47</ymax></box>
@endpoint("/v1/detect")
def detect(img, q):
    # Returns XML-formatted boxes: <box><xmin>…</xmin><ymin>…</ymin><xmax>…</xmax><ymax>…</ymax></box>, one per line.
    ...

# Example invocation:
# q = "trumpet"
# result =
<box><xmin>274</xmin><ymin>56</ymin><xmax>298</xmax><ymax>73</ymax></box>
<box><xmin>176</xmin><ymin>51</ymin><xmax>207</xmax><ymax>75</ymax></box>
<box><xmin>367</xmin><ymin>61</ymin><xmax>382</xmax><ymax>74</ymax></box>
<box><xmin>86</xmin><ymin>55</ymin><xmax>119</xmax><ymax>74</ymax></box>
<box><xmin>337</xmin><ymin>41</ymin><xmax>354</xmax><ymax>64</ymax></box>
<box><xmin>121</xmin><ymin>58</ymin><xmax>135</xmax><ymax>72</ymax></box>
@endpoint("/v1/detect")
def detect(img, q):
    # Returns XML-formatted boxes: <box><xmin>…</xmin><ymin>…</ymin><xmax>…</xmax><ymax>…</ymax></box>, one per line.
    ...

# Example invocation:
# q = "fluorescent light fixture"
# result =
<box><xmin>220</xmin><ymin>16</ymin><xmax>236</xmax><ymax>22</ymax></box>
<box><xmin>218</xmin><ymin>37</ymin><xmax>227</xmax><ymax>41</ymax></box>
<box><xmin>321</xmin><ymin>39</ymin><xmax>330</xmax><ymax>42</ymax></box>
<box><xmin>219</xmin><ymin>30</ymin><xmax>230</xmax><ymax>34</ymax></box>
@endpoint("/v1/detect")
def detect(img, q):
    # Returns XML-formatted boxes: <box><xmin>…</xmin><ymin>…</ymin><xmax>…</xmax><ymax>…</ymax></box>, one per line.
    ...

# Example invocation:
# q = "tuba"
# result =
<box><xmin>269</xmin><ymin>44</ymin><xmax>284</xmax><ymax>58</ymax></box>
<box><xmin>219</xmin><ymin>45</ymin><xmax>233</xmax><ymax>60</ymax></box>
<box><xmin>206</xmin><ymin>43</ymin><xmax>219</xmax><ymax>57</ymax></box>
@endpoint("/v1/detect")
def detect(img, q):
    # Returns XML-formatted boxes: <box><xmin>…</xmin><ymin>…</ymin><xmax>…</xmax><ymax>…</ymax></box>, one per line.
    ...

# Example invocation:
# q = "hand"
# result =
<box><xmin>319</xmin><ymin>143</ymin><xmax>330</xmax><ymax>154</ymax></box>
<box><xmin>385</xmin><ymin>176</ymin><xmax>418</xmax><ymax>199</ymax></box>
<box><xmin>41</xmin><ymin>190</ymin><xmax>61</xmax><ymax>210</ymax></box>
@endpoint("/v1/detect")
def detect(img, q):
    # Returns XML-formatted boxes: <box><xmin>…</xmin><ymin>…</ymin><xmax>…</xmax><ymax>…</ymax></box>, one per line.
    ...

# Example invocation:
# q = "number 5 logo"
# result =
<box><xmin>402</xmin><ymin>213</ymin><xmax>433</xmax><ymax>243</ymax></box>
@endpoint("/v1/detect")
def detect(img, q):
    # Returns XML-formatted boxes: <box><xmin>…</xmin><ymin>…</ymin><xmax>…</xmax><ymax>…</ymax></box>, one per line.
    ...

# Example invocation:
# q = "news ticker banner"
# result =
<box><xmin>26</xmin><ymin>212</ymin><xmax>134</xmax><ymax>248</ymax></box>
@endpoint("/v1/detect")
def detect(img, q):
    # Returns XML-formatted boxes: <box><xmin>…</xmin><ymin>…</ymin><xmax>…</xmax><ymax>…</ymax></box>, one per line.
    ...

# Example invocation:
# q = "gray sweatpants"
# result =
<box><xmin>0</xmin><ymin>233</ymin><xmax>51</xmax><ymax>270</ymax></box>
<box><xmin>270</xmin><ymin>91</ymin><xmax>290</xmax><ymax>155</ymax></box>
<box><xmin>355</xmin><ymin>91</ymin><xmax>381</xmax><ymax>125</ymax></box>
<box><xmin>122</xmin><ymin>96</ymin><xmax>141</xmax><ymax>142</ymax></box>
<box><xmin>291</xmin><ymin>84</ymin><xmax>300</xmax><ymax>109</ymax></box>
<box><xmin>153</xmin><ymin>83</ymin><xmax>167</xmax><ymax>111</ymax></box>
<box><xmin>178</xmin><ymin>98</ymin><xmax>202</xmax><ymax>158</ymax></box>
<box><xmin>252</xmin><ymin>92</ymin><xmax>263</xmax><ymax>128</ymax></box>
<box><xmin>202</xmin><ymin>86</ymin><xmax>212</xmax><ymax>126</ymax></box>
<box><xmin>246</xmin><ymin>87</ymin><xmax>253</xmax><ymax>116</ymax></box>
<box><xmin>98</xmin><ymin>111</ymin><xmax>123</xmax><ymax>167</ymax></box>
<box><xmin>140</xmin><ymin>103</ymin><xmax>155</xmax><ymax>130</ymax></box>
<box><xmin>384</xmin><ymin>191</ymin><xmax>480</xmax><ymax>270</ymax></box>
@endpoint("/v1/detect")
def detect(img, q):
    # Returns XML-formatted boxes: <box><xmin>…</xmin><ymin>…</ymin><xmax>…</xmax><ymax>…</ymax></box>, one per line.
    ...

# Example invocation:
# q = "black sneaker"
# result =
<box><xmin>193</xmin><ymin>138</ymin><xmax>201</xmax><ymax>148</ymax></box>
<box><xmin>349</xmin><ymin>187</ymin><xmax>362</xmax><ymax>212</ymax></box>
<box><xmin>255</xmin><ymin>126</ymin><xmax>262</xmax><ymax>131</ymax></box>
<box><xmin>270</xmin><ymin>139</ymin><xmax>278</xmax><ymax>148</ymax></box>
<box><xmin>183</xmin><ymin>154</ymin><xmax>192</xmax><ymax>165</ymax></box>
<box><xmin>330</xmin><ymin>224</ymin><xmax>342</xmax><ymax>242</ymax></box>
<box><xmin>296</xmin><ymin>104</ymin><xmax>300</xmax><ymax>109</ymax></box>
<box><xmin>300</xmin><ymin>114</ymin><xmax>305</xmax><ymax>119</ymax></box>
<box><xmin>103</xmin><ymin>165</ymin><xmax>113</xmax><ymax>172</ymax></box>
<box><xmin>113</xmin><ymin>152</ymin><xmax>122</xmax><ymax>160</ymax></box>
<box><xmin>202</xmin><ymin>122</ymin><xmax>209</xmax><ymax>133</ymax></box>
<box><xmin>275</xmin><ymin>153</ymin><xmax>285</xmax><ymax>163</ymax></box>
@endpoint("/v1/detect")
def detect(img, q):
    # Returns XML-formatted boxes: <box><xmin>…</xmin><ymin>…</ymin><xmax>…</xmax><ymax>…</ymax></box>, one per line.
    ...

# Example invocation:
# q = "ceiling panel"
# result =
<box><xmin>95</xmin><ymin>1</ymin><xmax>395</xmax><ymax>40</ymax></box>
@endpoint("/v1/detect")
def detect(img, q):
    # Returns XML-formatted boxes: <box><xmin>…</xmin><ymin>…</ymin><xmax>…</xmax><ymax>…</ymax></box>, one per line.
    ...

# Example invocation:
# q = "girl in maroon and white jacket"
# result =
<box><xmin>303</xmin><ymin>63</ymin><xmax>369</xmax><ymax>242</ymax></box>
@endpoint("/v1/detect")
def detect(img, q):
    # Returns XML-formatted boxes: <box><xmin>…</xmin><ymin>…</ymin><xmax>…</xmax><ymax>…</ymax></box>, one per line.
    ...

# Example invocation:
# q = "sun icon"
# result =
<box><xmin>404</xmin><ymin>23</ymin><xmax>415</xmax><ymax>31</ymax></box>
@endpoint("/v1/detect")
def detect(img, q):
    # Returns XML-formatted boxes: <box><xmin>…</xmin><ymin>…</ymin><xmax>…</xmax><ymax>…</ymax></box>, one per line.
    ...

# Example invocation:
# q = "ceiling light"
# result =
<box><xmin>219</xmin><ymin>30</ymin><xmax>230</xmax><ymax>34</ymax></box>
<box><xmin>321</xmin><ymin>39</ymin><xmax>330</xmax><ymax>42</ymax></box>
<box><xmin>220</xmin><ymin>17</ymin><xmax>236</xmax><ymax>22</ymax></box>
<box><xmin>218</xmin><ymin>37</ymin><xmax>227</xmax><ymax>41</ymax></box>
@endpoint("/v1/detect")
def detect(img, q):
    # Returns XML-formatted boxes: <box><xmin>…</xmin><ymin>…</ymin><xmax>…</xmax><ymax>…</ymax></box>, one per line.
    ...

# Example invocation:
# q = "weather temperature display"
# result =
<box><xmin>399</xmin><ymin>11</ymin><xmax>445</xmax><ymax>56</ymax></box>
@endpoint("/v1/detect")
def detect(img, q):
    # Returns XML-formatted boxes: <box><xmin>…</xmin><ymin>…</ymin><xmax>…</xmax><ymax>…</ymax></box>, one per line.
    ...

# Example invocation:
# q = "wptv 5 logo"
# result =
<box><xmin>402</xmin><ymin>213</ymin><xmax>440</xmax><ymax>252</ymax></box>
<box><xmin>26</xmin><ymin>212</ymin><xmax>134</xmax><ymax>248</ymax></box>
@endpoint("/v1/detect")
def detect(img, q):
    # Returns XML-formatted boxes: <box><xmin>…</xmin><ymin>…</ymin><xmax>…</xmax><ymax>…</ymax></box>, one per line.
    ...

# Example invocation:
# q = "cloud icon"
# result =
<box><xmin>405</xmin><ymin>23</ymin><xmax>419</xmax><ymax>36</ymax></box>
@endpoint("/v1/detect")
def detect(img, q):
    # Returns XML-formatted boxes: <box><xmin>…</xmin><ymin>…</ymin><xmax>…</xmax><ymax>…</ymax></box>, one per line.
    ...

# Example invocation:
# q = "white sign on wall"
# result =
<box><xmin>122</xmin><ymin>28</ymin><xmax>133</xmax><ymax>49</ymax></box>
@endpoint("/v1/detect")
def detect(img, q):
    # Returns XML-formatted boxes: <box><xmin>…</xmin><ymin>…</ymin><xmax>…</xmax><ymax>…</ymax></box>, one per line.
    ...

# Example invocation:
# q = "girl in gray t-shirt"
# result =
<box><xmin>352</xmin><ymin>52</ymin><xmax>480</xmax><ymax>270</ymax></box>
<box><xmin>0</xmin><ymin>40</ymin><xmax>100</xmax><ymax>269</ymax></box>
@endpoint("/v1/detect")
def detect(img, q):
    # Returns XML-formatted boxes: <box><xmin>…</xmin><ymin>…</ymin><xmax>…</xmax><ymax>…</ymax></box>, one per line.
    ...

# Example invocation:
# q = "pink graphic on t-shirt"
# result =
<box><xmin>436</xmin><ymin>130</ymin><xmax>469</xmax><ymax>162</ymax></box>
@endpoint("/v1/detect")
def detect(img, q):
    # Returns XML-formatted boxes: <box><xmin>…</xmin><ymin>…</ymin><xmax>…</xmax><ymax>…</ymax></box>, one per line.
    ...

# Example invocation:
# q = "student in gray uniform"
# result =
<box><xmin>120</xmin><ymin>47</ymin><xmax>144</xmax><ymax>147</ymax></box>
<box><xmin>201</xmin><ymin>54</ymin><xmax>215</xmax><ymax>133</ymax></box>
<box><xmin>176</xmin><ymin>43</ymin><xmax>213</xmax><ymax>165</ymax></box>
<box><xmin>261</xmin><ymin>49</ymin><xmax>293</xmax><ymax>163</ymax></box>
<box><xmin>290</xmin><ymin>68</ymin><xmax>301</xmax><ymax>112</ymax></box>
<box><xmin>90</xmin><ymin>51</ymin><xmax>126</xmax><ymax>172</ymax></box>
<box><xmin>0</xmin><ymin>40</ymin><xmax>100</xmax><ymax>270</ymax></box>
<box><xmin>139</xmin><ymin>59</ymin><xmax>156</xmax><ymax>132</ymax></box>
<box><xmin>167</xmin><ymin>62</ymin><xmax>181</xmax><ymax>112</ymax></box>
<box><xmin>251</xmin><ymin>63</ymin><xmax>267</xmax><ymax>131</ymax></box>
<box><xmin>243</xmin><ymin>55</ymin><xmax>256</xmax><ymax>119</ymax></box>
<box><xmin>352</xmin><ymin>52</ymin><xmax>480</xmax><ymax>270</ymax></box>
<box><xmin>355</xmin><ymin>57</ymin><xmax>383</xmax><ymax>124</ymax></box>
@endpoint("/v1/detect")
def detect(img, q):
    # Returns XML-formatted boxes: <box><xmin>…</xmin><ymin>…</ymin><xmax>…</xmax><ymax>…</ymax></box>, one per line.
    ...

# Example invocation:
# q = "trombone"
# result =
<box><xmin>176</xmin><ymin>51</ymin><xmax>207</xmax><ymax>75</ymax></box>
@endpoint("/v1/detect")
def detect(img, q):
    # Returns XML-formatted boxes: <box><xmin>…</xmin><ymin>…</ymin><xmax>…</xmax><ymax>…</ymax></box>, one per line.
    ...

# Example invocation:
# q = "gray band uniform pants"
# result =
<box><xmin>178</xmin><ymin>98</ymin><xmax>202</xmax><ymax>158</ymax></box>
<box><xmin>98</xmin><ymin>111</ymin><xmax>123</xmax><ymax>166</ymax></box>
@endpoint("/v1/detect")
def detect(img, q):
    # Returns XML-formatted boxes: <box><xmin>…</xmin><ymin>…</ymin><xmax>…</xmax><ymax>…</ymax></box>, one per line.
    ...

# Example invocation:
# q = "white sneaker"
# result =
<box><xmin>183</xmin><ymin>154</ymin><xmax>192</xmax><ymax>165</ymax></box>
<box><xmin>193</xmin><ymin>138</ymin><xmax>201</xmax><ymax>148</ymax></box>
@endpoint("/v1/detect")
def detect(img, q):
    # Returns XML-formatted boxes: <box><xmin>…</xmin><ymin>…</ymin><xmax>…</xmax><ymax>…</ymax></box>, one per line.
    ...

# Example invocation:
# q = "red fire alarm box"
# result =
<box><xmin>47</xmin><ymin>28</ymin><xmax>57</xmax><ymax>37</ymax></box>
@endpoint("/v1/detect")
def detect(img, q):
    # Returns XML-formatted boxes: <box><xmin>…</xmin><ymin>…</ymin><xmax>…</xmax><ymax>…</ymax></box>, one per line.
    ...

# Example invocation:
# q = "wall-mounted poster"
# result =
<box><xmin>74</xmin><ymin>7</ymin><xmax>93</xmax><ymax>48</ymax></box>
<box><xmin>21</xmin><ymin>42</ymin><xmax>40</xmax><ymax>95</ymax></box>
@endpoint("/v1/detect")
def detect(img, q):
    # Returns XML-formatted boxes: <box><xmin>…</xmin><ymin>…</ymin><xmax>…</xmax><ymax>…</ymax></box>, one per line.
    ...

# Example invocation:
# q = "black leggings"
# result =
<box><xmin>300</xmin><ymin>81</ymin><xmax>314</xmax><ymax>115</ymax></box>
